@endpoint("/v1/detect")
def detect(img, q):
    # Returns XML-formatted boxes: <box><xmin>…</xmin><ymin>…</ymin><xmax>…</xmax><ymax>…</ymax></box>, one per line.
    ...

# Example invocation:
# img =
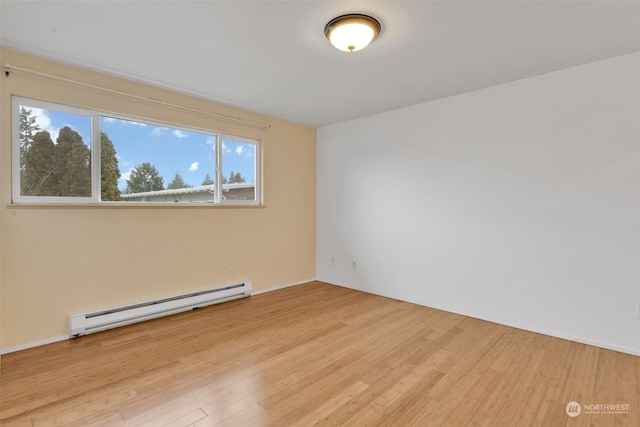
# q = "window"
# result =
<box><xmin>12</xmin><ymin>97</ymin><xmax>261</xmax><ymax>205</ymax></box>
<box><xmin>220</xmin><ymin>136</ymin><xmax>258</xmax><ymax>201</ymax></box>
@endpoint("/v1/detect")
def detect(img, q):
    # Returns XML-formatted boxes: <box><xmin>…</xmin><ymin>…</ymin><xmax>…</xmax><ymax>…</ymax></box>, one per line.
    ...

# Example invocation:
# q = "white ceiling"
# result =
<box><xmin>1</xmin><ymin>1</ymin><xmax>639</xmax><ymax>128</ymax></box>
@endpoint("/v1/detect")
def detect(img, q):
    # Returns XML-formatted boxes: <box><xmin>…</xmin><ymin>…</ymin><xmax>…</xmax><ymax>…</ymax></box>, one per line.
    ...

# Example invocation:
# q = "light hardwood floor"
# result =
<box><xmin>1</xmin><ymin>281</ymin><xmax>639</xmax><ymax>426</ymax></box>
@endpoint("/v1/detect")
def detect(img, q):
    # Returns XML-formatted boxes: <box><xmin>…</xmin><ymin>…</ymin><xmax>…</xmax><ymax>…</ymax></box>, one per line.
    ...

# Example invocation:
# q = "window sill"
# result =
<box><xmin>6</xmin><ymin>202</ymin><xmax>266</xmax><ymax>209</ymax></box>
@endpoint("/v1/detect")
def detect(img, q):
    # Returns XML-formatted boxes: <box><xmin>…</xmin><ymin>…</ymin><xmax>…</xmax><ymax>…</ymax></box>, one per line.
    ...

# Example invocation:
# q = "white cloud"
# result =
<box><xmin>27</xmin><ymin>107</ymin><xmax>61</xmax><ymax>140</ymax></box>
<box><xmin>173</xmin><ymin>129</ymin><xmax>188</xmax><ymax>139</ymax></box>
<box><xmin>151</xmin><ymin>127</ymin><xmax>168</xmax><ymax>136</ymax></box>
<box><xmin>120</xmin><ymin>167</ymin><xmax>134</xmax><ymax>182</ymax></box>
<box><xmin>189</xmin><ymin>162</ymin><xmax>199</xmax><ymax>171</ymax></box>
<box><xmin>205</xmin><ymin>137</ymin><xmax>215</xmax><ymax>145</ymax></box>
<box><xmin>49</xmin><ymin>127</ymin><xmax>62</xmax><ymax>142</ymax></box>
<box><xmin>235</xmin><ymin>146</ymin><xmax>245</xmax><ymax>156</ymax></box>
<box><xmin>152</xmin><ymin>127</ymin><xmax>184</xmax><ymax>137</ymax></box>
<box><xmin>28</xmin><ymin>107</ymin><xmax>51</xmax><ymax>130</ymax></box>
<box><xmin>222</xmin><ymin>142</ymin><xmax>231</xmax><ymax>153</ymax></box>
<box><xmin>103</xmin><ymin>117</ymin><xmax>146</xmax><ymax>127</ymax></box>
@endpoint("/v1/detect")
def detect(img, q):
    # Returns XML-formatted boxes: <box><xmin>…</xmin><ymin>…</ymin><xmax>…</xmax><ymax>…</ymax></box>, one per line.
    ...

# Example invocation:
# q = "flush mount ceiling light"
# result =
<box><xmin>325</xmin><ymin>14</ymin><xmax>381</xmax><ymax>53</ymax></box>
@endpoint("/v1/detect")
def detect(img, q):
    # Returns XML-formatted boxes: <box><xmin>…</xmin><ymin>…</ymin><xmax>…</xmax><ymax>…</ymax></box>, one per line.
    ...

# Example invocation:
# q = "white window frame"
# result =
<box><xmin>12</xmin><ymin>97</ymin><xmax>100</xmax><ymax>204</ymax></box>
<box><xmin>11</xmin><ymin>97</ymin><xmax>262</xmax><ymax>206</ymax></box>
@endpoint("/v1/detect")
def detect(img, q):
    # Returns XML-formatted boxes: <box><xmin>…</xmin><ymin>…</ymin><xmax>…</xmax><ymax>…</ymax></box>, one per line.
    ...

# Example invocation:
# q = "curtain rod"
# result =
<box><xmin>3</xmin><ymin>63</ymin><xmax>270</xmax><ymax>131</ymax></box>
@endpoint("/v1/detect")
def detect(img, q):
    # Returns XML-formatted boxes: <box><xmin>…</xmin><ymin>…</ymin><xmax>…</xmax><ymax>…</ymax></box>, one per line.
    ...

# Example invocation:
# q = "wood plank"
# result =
<box><xmin>1</xmin><ymin>281</ymin><xmax>637</xmax><ymax>426</ymax></box>
<box><xmin>614</xmin><ymin>352</ymin><xmax>637</xmax><ymax>427</ymax></box>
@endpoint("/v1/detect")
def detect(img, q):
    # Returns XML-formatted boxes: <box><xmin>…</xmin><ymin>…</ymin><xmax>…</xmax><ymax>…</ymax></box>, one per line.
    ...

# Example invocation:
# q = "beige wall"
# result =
<box><xmin>0</xmin><ymin>49</ymin><xmax>3</xmax><ymax>363</ymax></box>
<box><xmin>0</xmin><ymin>49</ymin><xmax>316</xmax><ymax>350</ymax></box>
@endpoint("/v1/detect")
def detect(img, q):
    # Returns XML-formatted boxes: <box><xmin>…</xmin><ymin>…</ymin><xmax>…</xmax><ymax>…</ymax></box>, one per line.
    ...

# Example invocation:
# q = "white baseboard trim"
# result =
<box><xmin>316</xmin><ymin>279</ymin><xmax>640</xmax><ymax>357</ymax></box>
<box><xmin>23</xmin><ymin>279</ymin><xmax>632</xmax><ymax>357</ymax></box>
<box><xmin>1</xmin><ymin>335</ymin><xmax>69</xmax><ymax>355</ymax></box>
<box><xmin>466</xmin><ymin>313</ymin><xmax>640</xmax><ymax>357</ymax></box>
<box><xmin>252</xmin><ymin>278</ymin><xmax>316</xmax><ymax>296</ymax></box>
<box><xmin>0</xmin><ymin>278</ymin><xmax>318</xmax><ymax>355</ymax></box>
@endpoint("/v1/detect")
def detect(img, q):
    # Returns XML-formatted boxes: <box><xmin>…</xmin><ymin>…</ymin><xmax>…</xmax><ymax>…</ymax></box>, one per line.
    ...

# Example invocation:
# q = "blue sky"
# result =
<box><xmin>25</xmin><ymin>105</ymin><xmax>256</xmax><ymax>191</ymax></box>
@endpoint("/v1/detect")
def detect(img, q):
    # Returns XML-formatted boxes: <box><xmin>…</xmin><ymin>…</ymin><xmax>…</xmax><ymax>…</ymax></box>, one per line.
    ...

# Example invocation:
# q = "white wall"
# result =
<box><xmin>317</xmin><ymin>52</ymin><xmax>640</xmax><ymax>355</ymax></box>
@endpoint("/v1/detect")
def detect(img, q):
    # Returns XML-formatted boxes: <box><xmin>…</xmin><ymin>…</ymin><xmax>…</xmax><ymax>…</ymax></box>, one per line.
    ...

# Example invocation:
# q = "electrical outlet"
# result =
<box><xmin>352</xmin><ymin>261</ymin><xmax>357</xmax><ymax>270</ymax></box>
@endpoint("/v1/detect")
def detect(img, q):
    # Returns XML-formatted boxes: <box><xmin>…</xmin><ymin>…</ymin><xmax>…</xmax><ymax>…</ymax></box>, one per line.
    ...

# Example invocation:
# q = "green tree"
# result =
<box><xmin>19</xmin><ymin>107</ymin><xmax>43</xmax><ymax>194</ymax></box>
<box><xmin>125</xmin><ymin>162</ymin><xmax>164</xmax><ymax>193</ymax></box>
<box><xmin>54</xmin><ymin>126</ymin><xmax>91</xmax><ymax>197</ymax></box>
<box><xmin>201</xmin><ymin>173</ymin><xmax>214</xmax><ymax>186</ymax></box>
<box><xmin>22</xmin><ymin>130</ymin><xmax>57</xmax><ymax>196</ymax></box>
<box><xmin>19</xmin><ymin>106</ymin><xmax>41</xmax><ymax>171</ymax></box>
<box><xmin>228</xmin><ymin>171</ymin><xmax>246</xmax><ymax>183</ymax></box>
<box><xmin>100</xmin><ymin>132</ymin><xmax>121</xmax><ymax>201</ymax></box>
<box><xmin>167</xmin><ymin>172</ymin><xmax>192</xmax><ymax>189</ymax></box>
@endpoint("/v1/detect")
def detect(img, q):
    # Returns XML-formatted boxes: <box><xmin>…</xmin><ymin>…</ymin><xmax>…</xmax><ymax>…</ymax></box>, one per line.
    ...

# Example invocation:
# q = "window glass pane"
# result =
<box><xmin>19</xmin><ymin>104</ymin><xmax>92</xmax><ymax>198</ymax></box>
<box><xmin>101</xmin><ymin>117</ymin><xmax>216</xmax><ymax>203</ymax></box>
<box><xmin>221</xmin><ymin>138</ymin><xmax>257</xmax><ymax>201</ymax></box>
<box><xmin>14</xmin><ymin>98</ymin><xmax>260</xmax><ymax>206</ymax></box>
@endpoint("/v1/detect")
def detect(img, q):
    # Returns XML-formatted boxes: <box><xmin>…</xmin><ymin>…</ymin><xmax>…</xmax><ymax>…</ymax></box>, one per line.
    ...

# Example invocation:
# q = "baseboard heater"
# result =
<box><xmin>69</xmin><ymin>281</ymin><xmax>252</xmax><ymax>337</ymax></box>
